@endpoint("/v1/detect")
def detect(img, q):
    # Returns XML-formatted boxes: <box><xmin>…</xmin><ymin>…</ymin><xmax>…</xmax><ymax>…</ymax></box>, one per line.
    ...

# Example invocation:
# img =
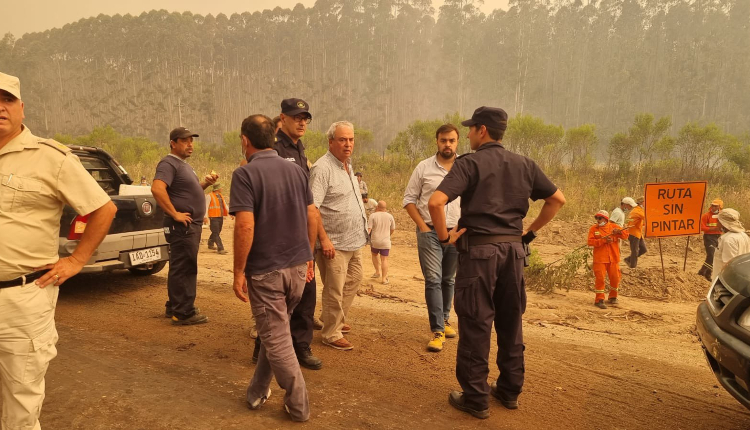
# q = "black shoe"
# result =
<box><xmin>608</xmin><ymin>297</ymin><xmax>619</xmax><ymax>305</ymax></box>
<box><xmin>594</xmin><ymin>300</ymin><xmax>607</xmax><ymax>309</ymax></box>
<box><xmin>296</xmin><ymin>347</ymin><xmax>323</xmax><ymax>370</ymax></box>
<box><xmin>165</xmin><ymin>307</ymin><xmax>200</xmax><ymax>318</ymax></box>
<box><xmin>171</xmin><ymin>313</ymin><xmax>208</xmax><ymax>325</ymax></box>
<box><xmin>448</xmin><ymin>391</ymin><xmax>489</xmax><ymax>419</ymax></box>
<box><xmin>490</xmin><ymin>382</ymin><xmax>519</xmax><ymax>410</ymax></box>
<box><xmin>252</xmin><ymin>338</ymin><xmax>261</xmax><ymax>364</ymax></box>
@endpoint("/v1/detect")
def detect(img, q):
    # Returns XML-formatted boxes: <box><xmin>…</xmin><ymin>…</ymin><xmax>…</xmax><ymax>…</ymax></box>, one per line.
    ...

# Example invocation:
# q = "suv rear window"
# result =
<box><xmin>79</xmin><ymin>156</ymin><xmax>118</xmax><ymax>195</ymax></box>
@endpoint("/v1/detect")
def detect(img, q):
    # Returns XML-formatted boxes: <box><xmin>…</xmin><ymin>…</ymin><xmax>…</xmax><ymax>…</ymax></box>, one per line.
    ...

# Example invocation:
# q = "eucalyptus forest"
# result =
<box><xmin>2</xmin><ymin>0</ymin><xmax>748</xmax><ymax>149</ymax></box>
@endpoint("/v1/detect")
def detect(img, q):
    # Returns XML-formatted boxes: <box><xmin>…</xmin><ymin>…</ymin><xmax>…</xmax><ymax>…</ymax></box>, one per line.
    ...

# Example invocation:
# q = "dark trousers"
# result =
<box><xmin>247</xmin><ymin>265</ymin><xmax>309</xmax><ymax>421</ymax></box>
<box><xmin>208</xmin><ymin>217</ymin><xmax>224</xmax><ymax>251</ymax></box>
<box><xmin>290</xmin><ymin>275</ymin><xmax>316</xmax><ymax>351</ymax></box>
<box><xmin>626</xmin><ymin>235</ymin><xmax>647</xmax><ymax>268</ymax></box>
<box><xmin>164</xmin><ymin>220</ymin><xmax>201</xmax><ymax>319</ymax></box>
<box><xmin>700</xmin><ymin>234</ymin><xmax>720</xmax><ymax>276</ymax></box>
<box><xmin>454</xmin><ymin>242</ymin><xmax>527</xmax><ymax>410</ymax></box>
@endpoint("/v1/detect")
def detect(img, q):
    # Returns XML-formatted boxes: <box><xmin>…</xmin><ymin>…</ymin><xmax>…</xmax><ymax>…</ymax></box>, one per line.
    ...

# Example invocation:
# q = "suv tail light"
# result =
<box><xmin>67</xmin><ymin>214</ymin><xmax>90</xmax><ymax>240</ymax></box>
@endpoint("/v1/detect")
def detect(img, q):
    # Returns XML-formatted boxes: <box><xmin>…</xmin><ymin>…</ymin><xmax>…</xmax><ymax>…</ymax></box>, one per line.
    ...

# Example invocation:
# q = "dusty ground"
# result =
<box><xmin>12</xmin><ymin>218</ymin><xmax>750</xmax><ymax>429</ymax></box>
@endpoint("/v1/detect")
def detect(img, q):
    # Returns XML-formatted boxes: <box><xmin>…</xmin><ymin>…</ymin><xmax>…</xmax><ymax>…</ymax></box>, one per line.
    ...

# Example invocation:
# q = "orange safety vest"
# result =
<box><xmin>588</xmin><ymin>221</ymin><xmax>630</xmax><ymax>263</ymax></box>
<box><xmin>700</xmin><ymin>211</ymin><xmax>721</xmax><ymax>235</ymax></box>
<box><xmin>207</xmin><ymin>191</ymin><xmax>228</xmax><ymax>218</ymax></box>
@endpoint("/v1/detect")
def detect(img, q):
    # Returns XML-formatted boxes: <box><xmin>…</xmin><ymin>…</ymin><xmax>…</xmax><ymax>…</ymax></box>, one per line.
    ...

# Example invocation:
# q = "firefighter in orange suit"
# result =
<box><xmin>204</xmin><ymin>183</ymin><xmax>231</xmax><ymax>254</ymax></box>
<box><xmin>698</xmin><ymin>198</ymin><xmax>723</xmax><ymax>281</ymax></box>
<box><xmin>588</xmin><ymin>210</ymin><xmax>629</xmax><ymax>309</ymax></box>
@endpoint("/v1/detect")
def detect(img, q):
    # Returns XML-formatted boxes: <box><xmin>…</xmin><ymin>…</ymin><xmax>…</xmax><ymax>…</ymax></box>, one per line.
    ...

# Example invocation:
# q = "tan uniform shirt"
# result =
<box><xmin>0</xmin><ymin>126</ymin><xmax>111</xmax><ymax>280</ymax></box>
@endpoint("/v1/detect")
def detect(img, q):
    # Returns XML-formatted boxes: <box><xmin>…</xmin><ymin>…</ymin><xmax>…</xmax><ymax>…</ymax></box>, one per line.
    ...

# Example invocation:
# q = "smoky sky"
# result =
<box><xmin>6</xmin><ymin>0</ymin><xmax>511</xmax><ymax>38</ymax></box>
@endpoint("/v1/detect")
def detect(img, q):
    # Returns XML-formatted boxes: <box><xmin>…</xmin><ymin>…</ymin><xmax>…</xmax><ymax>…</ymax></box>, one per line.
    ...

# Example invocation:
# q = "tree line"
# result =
<box><xmin>1</xmin><ymin>0</ymin><xmax>748</xmax><ymax>150</ymax></box>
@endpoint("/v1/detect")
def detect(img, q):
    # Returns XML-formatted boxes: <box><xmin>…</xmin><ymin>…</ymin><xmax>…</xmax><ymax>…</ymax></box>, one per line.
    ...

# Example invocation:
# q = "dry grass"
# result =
<box><xmin>123</xmin><ymin>150</ymin><xmax>750</xmax><ymax>223</ymax></box>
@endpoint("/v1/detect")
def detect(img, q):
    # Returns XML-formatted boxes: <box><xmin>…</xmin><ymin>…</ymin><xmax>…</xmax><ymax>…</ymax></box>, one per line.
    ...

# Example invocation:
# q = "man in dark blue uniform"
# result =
<box><xmin>258</xmin><ymin>97</ymin><xmax>322</xmax><ymax>370</ymax></box>
<box><xmin>428</xmin><ymin>106</ymin><xmax>566</xmax><ymax>419</ymax></box>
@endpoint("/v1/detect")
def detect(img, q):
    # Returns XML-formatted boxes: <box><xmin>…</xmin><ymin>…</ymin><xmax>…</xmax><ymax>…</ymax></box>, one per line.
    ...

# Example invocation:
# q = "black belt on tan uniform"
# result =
<box><xmin>0</xmin><ymin>270</ymin><xmax>49</xmax><ymax>289</ymax></box>
<box><xmin>468</xmin><ymin>235</ymin><xmax>522</xmax><ymax>246</ymax></box>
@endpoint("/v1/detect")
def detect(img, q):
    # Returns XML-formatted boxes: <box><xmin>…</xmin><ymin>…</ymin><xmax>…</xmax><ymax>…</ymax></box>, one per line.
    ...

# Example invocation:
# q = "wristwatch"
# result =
<box><xmin>439</xmin><ymin>236</ymin><xmax>451</xmax><ymax>244</ymax></box>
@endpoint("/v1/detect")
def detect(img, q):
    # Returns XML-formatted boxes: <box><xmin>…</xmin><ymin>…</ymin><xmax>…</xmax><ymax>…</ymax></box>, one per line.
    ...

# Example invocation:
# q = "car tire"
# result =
<box><xmin>128</xmin><ymin>260</ymin><xmax>167</xmax><ymax>276</ymax></box>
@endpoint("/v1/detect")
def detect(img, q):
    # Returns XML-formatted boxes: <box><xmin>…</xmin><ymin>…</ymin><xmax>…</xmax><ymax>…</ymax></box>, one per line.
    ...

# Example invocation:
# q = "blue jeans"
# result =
<box><xmin>416</xmin><ymin>228</ymin><xmax>458</xmax><ymax>332</ymax></box>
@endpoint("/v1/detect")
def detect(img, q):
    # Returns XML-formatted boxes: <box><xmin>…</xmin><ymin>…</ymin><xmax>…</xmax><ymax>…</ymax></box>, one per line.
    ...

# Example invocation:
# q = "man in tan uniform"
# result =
<box><xmin>0</xmin><ymin>72</ymin><xmax>117</xmax><ymax>429</ymax></box>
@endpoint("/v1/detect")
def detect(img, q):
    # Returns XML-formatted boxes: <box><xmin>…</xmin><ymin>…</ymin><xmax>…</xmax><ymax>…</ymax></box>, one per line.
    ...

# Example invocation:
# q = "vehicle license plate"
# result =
<box><xmin>129</xmin><ymin>247</ymin><xmax>161</xmax><ymax>265</ymax></box>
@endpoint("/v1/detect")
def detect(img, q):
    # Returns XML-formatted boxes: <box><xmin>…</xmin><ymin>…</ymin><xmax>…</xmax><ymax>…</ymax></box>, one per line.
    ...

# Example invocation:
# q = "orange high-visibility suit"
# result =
<box><xmin>588</xmin><ymin>221</ymin><xmax>629</xmax><ymax>302</ymax></box>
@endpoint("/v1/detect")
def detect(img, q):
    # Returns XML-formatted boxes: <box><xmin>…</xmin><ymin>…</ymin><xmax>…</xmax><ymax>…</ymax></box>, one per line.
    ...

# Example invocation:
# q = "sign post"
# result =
<box><xmin>644</xmin><ymin>181</ymin><xmax>707</xmax><ymax>279</ymax></box>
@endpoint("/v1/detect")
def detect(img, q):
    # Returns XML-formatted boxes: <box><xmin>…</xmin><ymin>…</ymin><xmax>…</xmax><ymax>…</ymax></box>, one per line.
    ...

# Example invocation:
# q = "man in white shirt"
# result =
<box><xmin>368</xmin><ymin>201</ymin><xmax>396</xmax><ymax>284</ymax></box>
<box><xmin>362</xmin><ymin>194</ymin><xmax>378</xmax><ymax>214</ymax></box>
<box><xmin>403</xmin><ymin>124</ymin><xmax>461</xmax><ymax>353</ymax></box>
<box><xmin>713</xmin><ymin>208</ymin><xmax>750</xmax><ymax>281</ymax></box>
<box><xmin>610</xmin><ymin>197</ymin><xmax>636</xmax><ymax>227</ymax></box>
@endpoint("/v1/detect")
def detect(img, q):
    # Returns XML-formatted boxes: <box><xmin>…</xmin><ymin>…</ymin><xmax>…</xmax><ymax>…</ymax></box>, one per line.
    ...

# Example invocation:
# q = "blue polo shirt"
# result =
<box><xmin>229</xmin><ymin>150</ymin><xmax>313</xmax><ymax>276</ymax></box>
<box><xmin>154</xmin><ymin>154</ymin><xmax>206</xmax><ymax>225</ymax></box>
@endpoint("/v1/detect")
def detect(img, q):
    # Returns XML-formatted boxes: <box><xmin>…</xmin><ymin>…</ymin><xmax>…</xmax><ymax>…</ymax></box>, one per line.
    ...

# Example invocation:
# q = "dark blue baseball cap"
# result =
<box><xmin>461</xmin><ymin>106</ymin><xmax>508</xmax><ymax>130</ymax></box>
<box><xmin>281</xmin><ymin>98</ymin><xmax>312</xmax><ymax>118</ymax></box>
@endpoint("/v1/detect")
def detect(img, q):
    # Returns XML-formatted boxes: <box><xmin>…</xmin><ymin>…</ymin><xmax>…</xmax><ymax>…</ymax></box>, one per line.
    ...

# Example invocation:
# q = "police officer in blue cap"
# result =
<box><xmin>428</xmin><ymin>106</ymin><xmax>566</xmax><ymax>419</ymax></box>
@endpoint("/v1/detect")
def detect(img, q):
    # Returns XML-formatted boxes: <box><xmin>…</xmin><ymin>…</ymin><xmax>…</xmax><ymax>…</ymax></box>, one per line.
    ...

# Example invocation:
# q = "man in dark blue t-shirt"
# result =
<box><xmin>231</xmin><ymin>114</ymin><xmax>317</xmax><ymax>422</ymax></box>
<box><xmin>152</xmin><ymin>127</ymin><xmax>217</xmax><ymax>325</ymax></box>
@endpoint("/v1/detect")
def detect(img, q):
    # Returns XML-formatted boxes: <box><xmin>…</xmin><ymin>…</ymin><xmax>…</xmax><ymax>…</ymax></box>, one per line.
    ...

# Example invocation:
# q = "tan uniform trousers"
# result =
<box><xmin>316</xmin><ymin>249</ymin><xmax>363</xmax><ymax>343</ymax></box>
<box><xmin>0</xmin><ymin>281</ymin><xmax>59</xmax><ymax>430</ymax></box>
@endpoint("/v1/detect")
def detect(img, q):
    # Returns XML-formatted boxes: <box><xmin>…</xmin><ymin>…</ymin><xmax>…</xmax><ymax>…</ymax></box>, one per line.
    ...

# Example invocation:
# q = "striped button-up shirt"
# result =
<box><xmin>310</xmin><ymin>151</ymin><xmax>368</xmax><ymax>251</ymax></box>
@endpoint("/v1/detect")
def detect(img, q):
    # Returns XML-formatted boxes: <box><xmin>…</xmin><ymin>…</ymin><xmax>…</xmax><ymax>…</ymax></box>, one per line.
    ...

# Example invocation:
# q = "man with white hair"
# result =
<box><xmin>712</xmin><ymin>208</ymin><xmax>750</xmax><ymax>281</ymax></box>
<box><xmin>610</xmin><ymin>197</ymin><xmax>636</xmax><ymax>227</ymax></box>
<box><xmin>309</xmin><ymin>121</ymin><xmax>368</xmax><ymax>351</ymax></box>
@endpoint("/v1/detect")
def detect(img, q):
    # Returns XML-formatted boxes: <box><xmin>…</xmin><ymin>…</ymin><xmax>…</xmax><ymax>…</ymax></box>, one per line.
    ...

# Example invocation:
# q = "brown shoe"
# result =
<box><xmin>323</xmin><ymin>337</ymin><xmax>354</xmax><ymax>351</ymax></box>
<box><xmin>342</xmin><ymin>324</ymin><xmax>351</xmax><ymax>334</ymax></box>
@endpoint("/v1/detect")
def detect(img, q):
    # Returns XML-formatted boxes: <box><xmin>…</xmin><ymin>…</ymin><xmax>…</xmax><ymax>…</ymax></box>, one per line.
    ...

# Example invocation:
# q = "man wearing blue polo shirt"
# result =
<box><xmin>231</xmin><ymin>114</ymin><xmax>317</xmax><ymax>422</ymax></box>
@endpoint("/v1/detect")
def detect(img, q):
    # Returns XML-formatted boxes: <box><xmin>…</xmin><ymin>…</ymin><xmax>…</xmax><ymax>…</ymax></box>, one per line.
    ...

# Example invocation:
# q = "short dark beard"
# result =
<box><xmin>437</xmin><ymin>150</ymin><xmax>455</xmax><ymax>161</ymax></box>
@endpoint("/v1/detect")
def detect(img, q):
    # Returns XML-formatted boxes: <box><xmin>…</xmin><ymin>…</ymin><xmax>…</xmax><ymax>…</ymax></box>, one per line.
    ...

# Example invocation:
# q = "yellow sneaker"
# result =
<box><xmin>427</xmin><ymin>332</ymin><xmax>445</xmax><ymax>352</ymax></box>
<box><xmin>444</xmin><ymin>320</ymin><xmax>457</xmax><ymax>338</ymax></box>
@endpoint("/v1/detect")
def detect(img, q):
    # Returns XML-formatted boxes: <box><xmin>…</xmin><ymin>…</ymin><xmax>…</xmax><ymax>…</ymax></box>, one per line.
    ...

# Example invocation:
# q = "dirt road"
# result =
<box><xmin>15</xmin><ymin>220</ymin><xmax>750</xmax><ymax>429</ymax></box>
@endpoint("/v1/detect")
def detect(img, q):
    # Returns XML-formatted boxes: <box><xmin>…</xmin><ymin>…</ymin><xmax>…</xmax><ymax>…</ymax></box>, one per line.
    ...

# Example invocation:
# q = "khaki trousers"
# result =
<box><xmin>0</xmin><ymin>281</ymin><xmax>59</xmax><ymax>430</ymax></box>
<box><xmin>316</xmin><ymin>249</ymin><xmax>363</xmax><ymax>343</ymax></box>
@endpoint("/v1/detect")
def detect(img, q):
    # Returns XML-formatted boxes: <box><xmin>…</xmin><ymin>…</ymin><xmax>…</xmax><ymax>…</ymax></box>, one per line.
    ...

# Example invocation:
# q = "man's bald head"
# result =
<box><xmin>377</xmin><ymin>200</ymin><xmax>387</xmax><ymax>211</ymax></box>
